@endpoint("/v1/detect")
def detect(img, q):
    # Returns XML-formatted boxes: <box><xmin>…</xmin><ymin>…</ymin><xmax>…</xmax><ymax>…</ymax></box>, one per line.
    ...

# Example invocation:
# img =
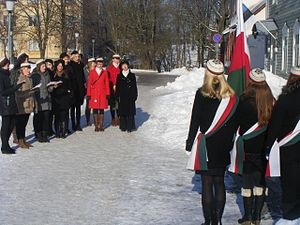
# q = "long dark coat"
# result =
<box><xmin>69</xmin><ymin>60</ymin><xmax>86</xmax><ymax>105</ymax></box>
<box><xmin>0</xmin><ymin>68</ymin><xmax>19</xmax><ymax>116</ymax></box>
<box><xmin>116</xmin><ymin>71</ymin><xmax>138</xmax><ymax>116</ymax></box>
<box><xmin>265</xmin><ymin>79</ymin><xmax>300</xmax><ymax>220</ymax></box>
<box><xmin>186</xmin><ymin>89</ymin><xmax>238</xmax><ymax>169</ymax></box>
<box><xmin>51</xmin><ymin>73</ymin><xmax>72</xmax><ymax>112</ymax></box>
<box><xmin>236</xmin><ymin>95</ymin><xmax>268</xmax><ymax>174</ymax></box>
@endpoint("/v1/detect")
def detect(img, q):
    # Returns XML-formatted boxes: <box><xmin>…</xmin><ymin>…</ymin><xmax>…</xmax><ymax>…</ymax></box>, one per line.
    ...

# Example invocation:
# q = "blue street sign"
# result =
<box><xmin>213</xmin><ymin>34</ymin><xmax>222</xmax><ymax>43</ymax></box>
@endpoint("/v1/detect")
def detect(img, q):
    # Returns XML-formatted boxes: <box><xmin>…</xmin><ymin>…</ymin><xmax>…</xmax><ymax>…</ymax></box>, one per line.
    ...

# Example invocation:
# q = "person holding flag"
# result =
<box><xmin>265</xmin><ymin>67</ymin><xmax>300</xmax><ymax>221</ymax></box>
<box><xmin>227</xmin><ymin>0</ymin><xmax>251</xmax><ymax>96</ymax></box>
<box><xmin>185</xmin><ymin>59</ymin><xmax>238</xmax><ymax>225</ymax></box>
<box><xmin>229</xmin><ymin>69</ymin><xmax>275</xmax><ymax>225</ymax></box>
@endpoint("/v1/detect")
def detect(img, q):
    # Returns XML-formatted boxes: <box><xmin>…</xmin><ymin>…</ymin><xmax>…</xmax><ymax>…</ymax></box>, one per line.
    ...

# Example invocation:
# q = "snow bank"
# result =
<box><xmin>161</xmin><ymin>67</ymin><xmax>193</xmax><ymax>76</ymax></box>
<box><xmin>143</xmin><ymin>67</ymin><xmax>287</xmax><ymax>151</ymax></box>
<box><xmin>276</xmin><ymin>218</ymin><xmax>300</xmax><ymax>225</ymax></box>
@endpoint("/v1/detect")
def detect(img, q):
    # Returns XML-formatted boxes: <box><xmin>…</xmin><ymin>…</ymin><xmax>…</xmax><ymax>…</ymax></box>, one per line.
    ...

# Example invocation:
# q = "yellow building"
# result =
<box><xmin>0</xmin><ymin>0</ymin><xmax>82</xmax><ymax>61</ymax></box>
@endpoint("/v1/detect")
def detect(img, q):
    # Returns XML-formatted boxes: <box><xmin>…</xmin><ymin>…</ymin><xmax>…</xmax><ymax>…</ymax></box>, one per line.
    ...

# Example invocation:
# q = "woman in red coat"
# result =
<box><xmin>106</xmin><ymin>54</ymin><xmax>121</xmax><ymax>126</ymax></box>
<box><xmin>86</xmin><ymin>57</ymin><xmax>110</xmax><ymax>132</ymax></box>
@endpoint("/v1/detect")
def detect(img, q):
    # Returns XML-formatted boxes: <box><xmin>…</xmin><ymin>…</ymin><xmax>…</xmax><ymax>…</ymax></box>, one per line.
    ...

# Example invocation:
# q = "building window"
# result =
<box><xmin>282</xmin><ymin>23</ymin><xmax>289</xmax><ymax>72</ymax></box>
<box><xmin>29</xmin><ymin>16</ymin><xmax>39</xmax><ymax>26</ymax></box>
<box><xmin>272</xmin><ymin>0</ymin><xmax>278</xmax><ymax>5</ymax></box>
<box><xmin>28</xmin><ymin>40</ymin><xmax>39</xmax><ymax>51</ymax></box>
<box><xmin>293</xmin><ymin>19</ymin><xmax>300</xmax><ymax>67</ymax></box>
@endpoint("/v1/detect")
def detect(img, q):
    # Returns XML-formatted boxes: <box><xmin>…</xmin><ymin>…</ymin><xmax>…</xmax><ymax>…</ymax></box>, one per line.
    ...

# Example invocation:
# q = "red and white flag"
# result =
<box><xmin>227</xmin><ymin>0</ymin><xmax>251</xmax><ymax>96</ymax></box>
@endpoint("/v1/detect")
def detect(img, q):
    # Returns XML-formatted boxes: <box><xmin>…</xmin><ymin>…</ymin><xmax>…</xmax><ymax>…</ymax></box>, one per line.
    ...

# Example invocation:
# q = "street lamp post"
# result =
<box><xmin>74</xmin><ymin>32</ymin><xmax>79</xmax><ymax>51</ymax></box>
<box><xmin>92</xmin><ymin>39</ymin><xmax>95</xmax><ymax>57</ymax></box>
<box><xmin>5</xmin><ymin>0</ymin><xmax>16</xmax><ymax>64</ymax></box>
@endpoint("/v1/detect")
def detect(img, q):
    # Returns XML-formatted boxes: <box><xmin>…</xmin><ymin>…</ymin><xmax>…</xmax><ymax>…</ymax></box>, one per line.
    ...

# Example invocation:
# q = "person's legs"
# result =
<box><xmin>41</xmin><ymin>110</ymin><xmax>50</xmax><ymax>142</ymax></box>
<box><xmin>119</xmin><ymin>116</ymin><xmax>127</xmax><ymax>132</ymax></box>
<box><xmin>85</xmin><ymin>99</ymin><xmax>91</xmax><ymax>126</ymax></box>
<box><xmin>49</xmin><ymin>110</ymin><xmax>55</xmax><ymax>135</ymax></box>
<box><xmin>1</xmin><ymin>115</ymin><xmax>15</xmax><ymax>153</ymax></box>
<box><xmin>201</xmin><ymin>174</ymin><xmax>214</xmax><ymax>225</ymax></box>
<box><xmin>70</xmin><ymin>105</ymin><xmax>76</xmax><ymax>131</ymax></box>
<box><xmin>16</xmin><ymin>114</ymin><xmax>30</xmax><ymax>148</ymax></box>
<box><xmin>213</xmin><ymin>175</ymin><xmax>226</xmax><ymax>225</ymax></box>
<box><xmin>127</xmin><ymin>116</ymin><xmax>136</xmax><ymax>132</ymax></box>
<box><xmin>110</xmin><ymin>106</ymin><xmax>116</xmax><ymax>126</ymax></box>
<box><xmin>76</xmin><ymin>103</ymin><xmax>82</xmax><ymax>130</ymax></box>
<box><xmin>61</xmin><ymin>110</ymin><xmax>68</xmax><ymax>138</ymax></box>
<box><xmin>33</xmin><ymin>113</ymin><xmax>41</xmax><ymax>139</ymax></box>
<box><xmin>99</xmin><ymin>109</ymin><xmax>104</xmax><ymax>131</ymax></box>
<box><xmin>93</xmin><ymin>109</ymin><xmax>99</xmax><ymax>132</ymax></box>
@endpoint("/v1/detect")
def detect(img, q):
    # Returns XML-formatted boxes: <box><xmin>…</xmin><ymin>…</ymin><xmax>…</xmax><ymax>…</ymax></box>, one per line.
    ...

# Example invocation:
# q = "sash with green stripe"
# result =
<box><xmin>186</xmin><ymin>96</ymin><xmax>239</xmax><ymax>171</ymax></box>
<box><xmin>228</xmin><ymin>123</ymin><xmax>267</xmax><ymax>175</ymax></box>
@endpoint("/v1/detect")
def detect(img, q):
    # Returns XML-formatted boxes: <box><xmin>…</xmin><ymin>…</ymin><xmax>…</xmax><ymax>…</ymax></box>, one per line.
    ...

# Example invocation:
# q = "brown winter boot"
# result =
<box><xmin>99</xmin><ymin>114</ymin><xmax>104</xmax><ymax>131</ymax></box>
<box><xmin>111</xmin><ymin>118</ymin><xmax>116</xmax><ymax>126</ymax></box>
<box><xmin>18</xmin><ymin>139</ymin><xmax>29</xmax><ymax>149</ymax></box>
<box><xmin>24</xmin><ymin>139</ymin><xmax>33</xmax><ymax>148</ymax></box>
<box><xmin>93</xmin><ymin>114</ymin><xmax>99</xmax><ymax>132</ymax></box>
<box><xmin>115</xmin><ymin>117</ymin><xmax>120</xmax><ymax>126</ymax></box>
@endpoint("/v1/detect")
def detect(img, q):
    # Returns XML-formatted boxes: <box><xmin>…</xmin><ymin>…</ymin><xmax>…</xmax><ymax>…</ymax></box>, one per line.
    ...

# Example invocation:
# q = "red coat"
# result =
<box><xmin>106</xmin><ymin>64</ymin><xmax>120</xmax><ymax>85</ymax></box>
<box><xmin>87</xmin><ymin>69</ymin><xmax>110</xmax><ymax>109</ymax></box>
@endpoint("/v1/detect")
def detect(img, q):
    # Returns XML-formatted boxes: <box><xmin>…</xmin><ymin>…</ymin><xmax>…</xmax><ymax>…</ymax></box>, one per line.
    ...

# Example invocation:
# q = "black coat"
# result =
<box><xmin>69</xmin><ymin>61</ymin><xmax>86</xmax><ymax>105</ymax></box>
<box><xmin>186</xmin><ymin>89</ymin><xmax>238</xmax><ymax>169</ymax></box>
<box><xmin>265</xmin><ymin>80</ymin><xmax>300</xmax><ymax>220</ymax></box>
<box><xmin>116</xmin><ymin>71</ymin><xmax>138</xmax><ymax>116</ymax></box>
<box><xmin>51</xmin><ymin>73</ymin><xmax>72</xmax><ymax>112</ymax></box>
<box><xmin>237</xmin><ymin>95</ymin><xmax>267</xmax><ymax>173</ymax></box>
<box><xmin>0</xmin><ymin>68</ymin><xmax>19</xmax><ymax>116</ymax></box>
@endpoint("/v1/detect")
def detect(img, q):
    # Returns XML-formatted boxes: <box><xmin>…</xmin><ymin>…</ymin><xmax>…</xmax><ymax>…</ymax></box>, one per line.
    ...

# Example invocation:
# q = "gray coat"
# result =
<box><xmin>31</xmin><ymin>71</ymin><xmax>52</xmax><ymax>111</ymax></box>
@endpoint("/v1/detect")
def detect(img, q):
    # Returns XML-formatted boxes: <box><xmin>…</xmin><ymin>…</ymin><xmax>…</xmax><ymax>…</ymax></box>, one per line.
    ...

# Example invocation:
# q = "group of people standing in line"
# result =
<box><xmin>186</xmin><ymin>59</ymin><xmax>300</xmax><ymax>225</ymax></box>
<box><xmin>0</xmin><ymin>52</ymin><xmax>138</xmax><ymax>154</ymax></box>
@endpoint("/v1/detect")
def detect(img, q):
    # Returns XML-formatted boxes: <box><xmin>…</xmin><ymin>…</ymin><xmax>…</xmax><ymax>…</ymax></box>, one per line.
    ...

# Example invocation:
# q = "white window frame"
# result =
<box><xmin>28</xmin><ymin>39</ymin><xmax>39</xmax><ymax>51</ymax></box>
<box><xmin>281</xmin><ymin>23</ymin><xmax>289</xmax><ymax>72</ymax></box>
<box><xmin>292</xmin><ymin>19</ymin><xmax>300</xmax><ymax>67</ymax></box>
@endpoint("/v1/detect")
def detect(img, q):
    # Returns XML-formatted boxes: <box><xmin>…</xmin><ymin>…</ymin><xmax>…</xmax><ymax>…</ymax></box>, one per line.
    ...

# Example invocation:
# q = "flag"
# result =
<box><xmin>243</xmin><ymin>3</ymin><xmax>257</xmax><ymax>30</ymax></box>
<box><xmin>227</xmin><ymin>0</ymin><xmax>251</xmax><ymax>96</ymax></box>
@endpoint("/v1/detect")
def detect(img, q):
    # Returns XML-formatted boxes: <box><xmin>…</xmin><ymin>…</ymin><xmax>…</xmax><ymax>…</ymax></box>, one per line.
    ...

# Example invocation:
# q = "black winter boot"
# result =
<box><xmin>238</xmin><ymin>196</ymin><xmax>253</xmax><ymax>225</ymax></box>
<box><xmin>252</xmin><ymin>189</ymin><xmax>265</xmax><ymax>225</ymax></box>
<box><xmin>61</xmin><ymin>122</ymin><xmax>67</xmax><ymax>139</ymax></box>
<box><xmin>42</xmin><ymin>131</ymin><xmax>49</xmax><ymax>142</ymax></box>
<box><xmin>36</xmin><ymin>132</ymin><xmax>44</xmax><ymax>143</ymax></box>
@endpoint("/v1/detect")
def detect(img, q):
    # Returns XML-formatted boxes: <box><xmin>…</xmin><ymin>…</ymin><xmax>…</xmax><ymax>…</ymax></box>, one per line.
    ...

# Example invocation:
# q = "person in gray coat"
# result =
<box><xmin>31</xmin><ymin>60</ymin><xmax>52</xmax><ymax>142</ymax></box>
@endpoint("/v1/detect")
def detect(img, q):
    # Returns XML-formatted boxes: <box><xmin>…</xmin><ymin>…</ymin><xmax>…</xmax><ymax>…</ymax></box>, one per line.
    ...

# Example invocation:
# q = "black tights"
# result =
<box><xmin>93</xmin><ymin>109</ymin><xmax>104</xmax><ymax>115</ymax></box>
<box><xmin>1</xmin><ymin>115</ymin><xmax>15</xmax><ymax>151</ymax></box>
<box><xmin>70</xmin><ymin>103</ymin><xmax>81</xmax><ymax>129</ymax></box>
<box><xmin>201</xmin><ymin>174</ymin><xmax>225</xmax><ymax>224</ymax></box>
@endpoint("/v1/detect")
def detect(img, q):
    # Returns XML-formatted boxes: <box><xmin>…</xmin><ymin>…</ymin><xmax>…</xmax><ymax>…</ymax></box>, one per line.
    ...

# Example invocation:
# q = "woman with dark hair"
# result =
<box><xmin>116</xmin><ymin>60</ymin><xmax>138</xmax><ymax>132</ymax></box>
<box><xmin>0</xmin><ymin>57</ymin><xmax>24</xmax><ymax>154</ymax></box>
<box><xmin>51</xmin><ymin>60</ymin><xmax>72</xmax><ymax>138</ymax></box>
<box><xmin>185</xmin><ymin>59</ymin><xmax>238</xmax><ymax>225</ymax></box>
<box><xmin>230</xmin><ymin>69</ymin><xmax>275</xmax><ymax>225</ymax></box>
<box><xmin>265</xmin><ymin>67</ymin><xmax>300</xmax><ymax>221</ymax></box>
<box><xmin>86</xmin><ymin>57</ymin><xmax>110</xmax><ymax>132</ymax></box>
<box><xmin>31</xmin><ymin>60</ymin><xmax>52</xmax><ymax>142</ymax></box>
<box><xmin>15</xmin><ymin>62</ymin><xmax>38</xmax><ymax>149</ymax></box>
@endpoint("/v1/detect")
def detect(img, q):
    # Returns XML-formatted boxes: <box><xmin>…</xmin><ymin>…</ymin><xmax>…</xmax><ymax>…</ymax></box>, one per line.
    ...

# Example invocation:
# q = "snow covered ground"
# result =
<box><xmin>0</xmin><ymin>69</ymin><xmax>298</xmax><ymax>225</ymax></box>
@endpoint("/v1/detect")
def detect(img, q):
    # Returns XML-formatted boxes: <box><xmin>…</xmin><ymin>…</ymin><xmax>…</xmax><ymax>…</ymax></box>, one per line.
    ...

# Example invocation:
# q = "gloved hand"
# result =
<box><xmin>185</xmin><ymin>140</ymin><xmax>193</xmax><ymax>152</ymax></box>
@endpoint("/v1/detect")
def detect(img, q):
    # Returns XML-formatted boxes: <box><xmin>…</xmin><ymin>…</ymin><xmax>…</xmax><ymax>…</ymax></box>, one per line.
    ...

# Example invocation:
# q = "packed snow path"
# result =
<box><xmin>0</xmin><ymin>71</ymin><xmax>276</xmax><ymax>225</ymax></box>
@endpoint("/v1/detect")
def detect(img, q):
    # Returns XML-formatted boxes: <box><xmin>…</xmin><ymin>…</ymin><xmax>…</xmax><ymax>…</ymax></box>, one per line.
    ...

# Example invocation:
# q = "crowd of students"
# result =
<box><xmin>0</xmin><ymin>52</ymin><xmax>138</xmax><ymax>154</ymax></box>
<box><xmin>186</xmin><ymin>59</ymin><xmax>300</xmax><ymax>225</ymax></box>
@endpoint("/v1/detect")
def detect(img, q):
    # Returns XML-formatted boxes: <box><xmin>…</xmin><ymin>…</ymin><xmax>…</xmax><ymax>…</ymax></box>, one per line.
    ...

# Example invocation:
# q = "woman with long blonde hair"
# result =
<box><xmin>84</xmin><ymin>58</ymin><xmax>96</xmax><ymax>126</ymax></box>
<box><xmin>186</xmin><ymin>59</ymin><xmax>238</xmax><ymax>225</ymax></box>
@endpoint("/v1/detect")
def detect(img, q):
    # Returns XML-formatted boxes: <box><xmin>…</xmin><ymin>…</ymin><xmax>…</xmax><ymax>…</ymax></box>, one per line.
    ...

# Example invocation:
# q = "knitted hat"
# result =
<box><xmin>250</xmin><ymin>68</ymin><xmax>266</xmax><ymax>82</ymax></box>
<box><xmin>20</xmin><ymin>62</ymin><xmax>31</xmax><ymax>68</ymax></box>
<box><xmin>112</xmin><ymin>54</ymin><xmax>120</xmax><ymax>59</ymax></box>
<box><xmin>88</xmin><ymin>57</ymin><xmax>95</xmax><ymax>62</ymax></box>
<box><xmin>206</xmin><ymin>59</ymin><xmax>224</xmax><ymax>75</ymax></box>
<box><xmin>0</xmin><ymin>57</ymin><xmax>9</xmax><ymax>68</ymax></box>
<box><xmin>290</xmin><ymin>66</ymin><xmax>300</xmax><ymax>76</ymax></box>
<box><xmin>96</xmin><ymin>57</ymin><xmax>104</xmax><ymax>62</ymax></box>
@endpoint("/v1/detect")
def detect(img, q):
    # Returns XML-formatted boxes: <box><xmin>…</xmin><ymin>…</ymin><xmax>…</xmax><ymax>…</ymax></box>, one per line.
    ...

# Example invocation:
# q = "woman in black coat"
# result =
<box><xmin>234</xmin><ymin>69</ymin><xmax>275</xmax><ymax>225</ymax></box>
<box><xmin>51</xmin><ymin>60</ymin><xmax>72</xmax><ymax>138</ymax></box>
<box><xmin>116</xmin><ymin>60</ymin><xmax>138</xmax><ymax>132</ymax></box>
<box><xmin>0</xmin><ymin>58</ymin><xmax>24</xmax><ymax>154</ymax></box>
<box><xmin>185</xmin><ymin>59</ymin><xmax>238</xmax><ymax>225</ymax></box>
<box><xmin>265</xmin><ymin>67</ymin><xmax>300</xmax><ymax>221</ymax></box>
